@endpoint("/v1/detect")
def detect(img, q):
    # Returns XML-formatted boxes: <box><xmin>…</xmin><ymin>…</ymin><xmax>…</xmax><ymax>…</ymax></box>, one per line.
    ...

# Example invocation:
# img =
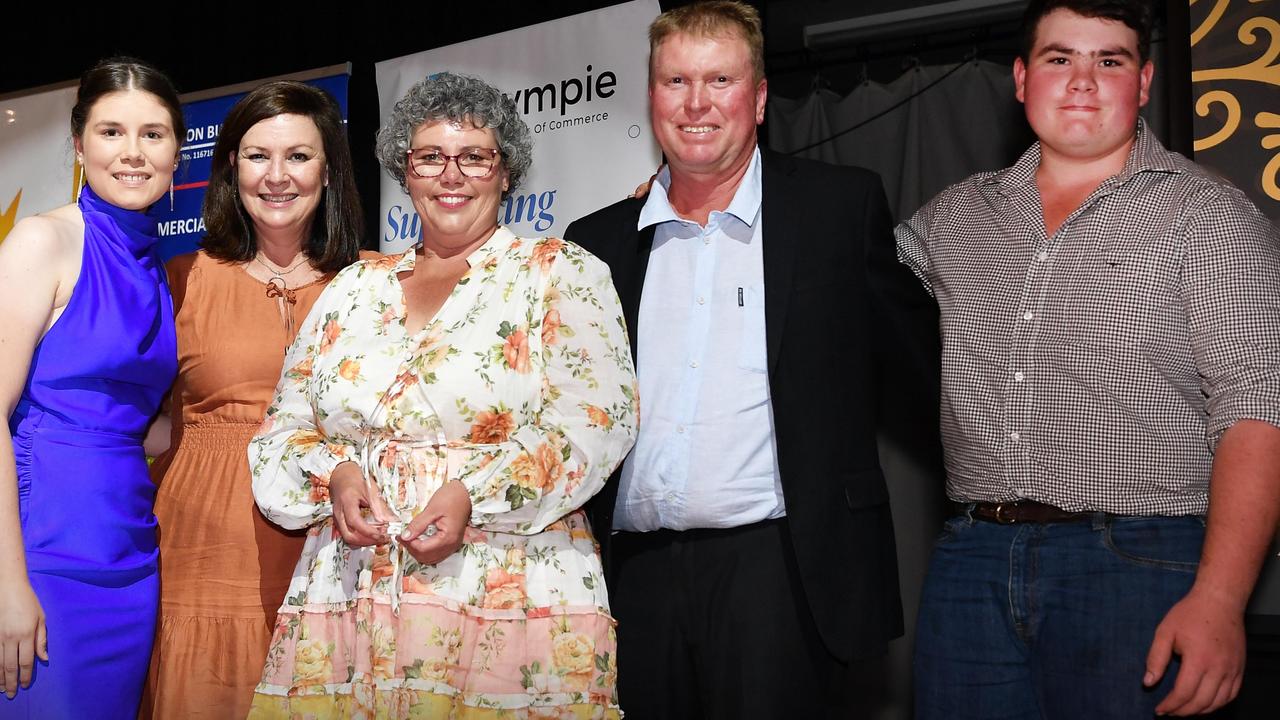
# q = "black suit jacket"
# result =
<box><xmin>564</xmin><ymin>149</ymin><xmax>939</xmax><ymax>662</ymax></box>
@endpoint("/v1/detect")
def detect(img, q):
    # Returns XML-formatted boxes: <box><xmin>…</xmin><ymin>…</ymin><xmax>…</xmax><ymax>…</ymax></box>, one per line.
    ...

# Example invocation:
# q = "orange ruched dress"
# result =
<box><xmin>141</xmin><ymin>250</ymin><xmax>370</xmax><ymax>719</ymax></box>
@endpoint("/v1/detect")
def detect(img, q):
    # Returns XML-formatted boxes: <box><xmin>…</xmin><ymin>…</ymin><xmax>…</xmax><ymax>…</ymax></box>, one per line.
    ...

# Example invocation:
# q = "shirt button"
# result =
<box><xmin>697</xmin><ymin>296</ymin><xmax>705</xmax><ymax>305</ymax></box>
<box><xmin>1022</xmin><ymin>311</ymin><xmax>1034</xmax><ymax>321</ymax></box>
<box><xmin>1014</xmin><ymin>371</ymin><xmax>1024</xmax><ymax>382</ymax></box>
<box><xmin>676</xmin><ymin>425</ymin><xmax>685</xmax><ymax>434</ymax></box>
<box><xmin>1010</xmin><ymin>432</ymin><xmax>1021</xmax><ymax>442</ymax></box>
<box><xmin>703</xmin><ymin>237</ymin><xmax>711</xmax><ymax>245</ymax></box>
<box><xmin>690</xmin><ymin>361</ymin><xmax>699</xmax><ymax>369</ymax></box>
<box><xmin>1036</xmin><ymin>251</ymin><xmax>1049</xmax><ymax>262</ymax></box>
<box><xmin>665</xmin><ymin>492</ymin><xmax>676</xmax><ymax>502</ymax></box>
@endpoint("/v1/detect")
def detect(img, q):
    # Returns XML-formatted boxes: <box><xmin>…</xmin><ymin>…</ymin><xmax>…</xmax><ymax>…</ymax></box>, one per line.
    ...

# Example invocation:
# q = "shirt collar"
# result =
<box><xmin>389</xmin><ymin>225</ymin><xmax>515</xmax><ymax>274</ymax></box>
<box><xmin>638</xmin><ymin>146</ymin><xmax>763</xmax><ymax>232</ymax></box>
<box><xmin>987</xmin><ymin>118</ymin><xmax>1184</xmax><ymax>194</ymax></box>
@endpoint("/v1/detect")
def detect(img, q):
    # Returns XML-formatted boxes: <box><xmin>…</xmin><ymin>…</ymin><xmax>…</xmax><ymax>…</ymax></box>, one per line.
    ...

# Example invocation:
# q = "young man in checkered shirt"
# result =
<box><xmin>897</xmin><ymin>1</ymin><xmax>1280</xmax><ymax>717</ymax></box>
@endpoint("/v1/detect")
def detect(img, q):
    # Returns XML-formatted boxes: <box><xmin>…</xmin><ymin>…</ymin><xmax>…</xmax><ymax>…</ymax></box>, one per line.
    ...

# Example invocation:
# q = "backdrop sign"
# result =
<box><xmin>375</xmin><ymin>0</ymin><xmax>662</xmax><ymax>253</ymax></box>
<box><xmin>0</xmin><ymin>83</ymin><xmax>78</xmax><ymax>245</ymax></box>
<box><xmin>0</xmin><ymin>71</ymin><xmax>349</xmax><ymax>259</ymax></box>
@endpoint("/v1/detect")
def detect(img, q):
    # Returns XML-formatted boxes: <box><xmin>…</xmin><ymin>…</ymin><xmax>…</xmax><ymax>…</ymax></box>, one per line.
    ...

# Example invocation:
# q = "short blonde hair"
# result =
<box><xmin>649</xmin><ymin>1</ymin><xmax>765</xmax><ymax>84</ymax></box>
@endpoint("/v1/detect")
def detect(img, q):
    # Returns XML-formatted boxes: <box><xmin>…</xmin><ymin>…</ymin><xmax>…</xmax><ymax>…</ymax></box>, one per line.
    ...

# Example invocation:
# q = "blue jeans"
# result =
<box><xmin>913</xmin><ymin>512</ymin><xmax>1205</xmax><ymax>719</ymax></box>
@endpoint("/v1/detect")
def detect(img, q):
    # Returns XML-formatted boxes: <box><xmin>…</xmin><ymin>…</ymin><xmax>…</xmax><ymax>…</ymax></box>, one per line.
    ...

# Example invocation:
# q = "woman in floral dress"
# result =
<box><xmin>247</xmin><ymin>72</ymin><xmax>637</xmax><ymax>719</ymax></box>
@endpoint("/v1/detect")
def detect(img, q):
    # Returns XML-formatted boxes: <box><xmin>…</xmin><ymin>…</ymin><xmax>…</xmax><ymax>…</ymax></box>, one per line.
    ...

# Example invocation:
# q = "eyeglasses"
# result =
<box><xmin>406</xmin><ymin>146</ymin><xmax>501</xmax><ymax>178</ymax></box>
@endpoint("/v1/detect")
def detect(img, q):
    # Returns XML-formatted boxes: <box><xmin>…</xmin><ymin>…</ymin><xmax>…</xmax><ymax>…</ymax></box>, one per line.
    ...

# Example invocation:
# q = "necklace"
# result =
<box><xmin>254</xmin><ymin>252</ymin><xmax>309</xmax><ymax>288</ymax></box>
<box><xmin>254</xmin><ymin>252</ymin><xmax>310</xmax><ymax>341</ymax></box>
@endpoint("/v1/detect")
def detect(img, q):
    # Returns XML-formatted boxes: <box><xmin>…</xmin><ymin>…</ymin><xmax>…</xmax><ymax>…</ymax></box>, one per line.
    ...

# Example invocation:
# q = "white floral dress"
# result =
<box><xmin>247</xmin><ymin>228</ymin><xmax>638</xmax><ymax>719</ymax></box>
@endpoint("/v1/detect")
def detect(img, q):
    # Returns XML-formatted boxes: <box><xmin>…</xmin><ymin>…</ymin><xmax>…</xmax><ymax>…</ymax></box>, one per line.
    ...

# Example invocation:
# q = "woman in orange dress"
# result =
<box><xmin>140</xmin><ymin>81</ymin><xmax>371</xmax><ymax>719</ymax></box>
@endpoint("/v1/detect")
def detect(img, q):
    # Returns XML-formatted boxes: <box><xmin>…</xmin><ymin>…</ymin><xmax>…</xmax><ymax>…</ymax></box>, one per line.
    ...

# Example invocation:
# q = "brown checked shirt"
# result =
<box><xmin>896</xmin><ymin>122</ymin><xmax>1280</xmax><ymax>516</ymax></box>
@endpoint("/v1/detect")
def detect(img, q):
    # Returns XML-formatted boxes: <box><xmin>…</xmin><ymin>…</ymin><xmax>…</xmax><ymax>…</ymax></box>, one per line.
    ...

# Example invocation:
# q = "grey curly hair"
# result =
<box><xmin>375</xmin><ymin>72</ymin><xmax>533</xmax><ymax>200</ymax></box>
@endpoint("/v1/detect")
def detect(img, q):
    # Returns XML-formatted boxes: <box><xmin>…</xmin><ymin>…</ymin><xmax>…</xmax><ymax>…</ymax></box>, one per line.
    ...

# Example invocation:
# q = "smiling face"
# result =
<box><xmin>649</xmin><ymin>30</ymin><xmax>766</xmax><ymax>182</ymax></box>
<box><xmin>406</xmin><ymin>118</ymin><xmax>508</xmax><ymax>254</ymax></box>
<box><xmin>234</xmin><ymin>113</ymin><xmax>327</xmax><ymax>245</ymax></box>
<box><xmin>74</xmin><ymin>89</ymin><xmax>178</xmax><ymax>211</ymax></box>
<box><xmin>1014</xmin><ymin>8</ymin><xmax>1153</xmax><ymax>165</ymax></box>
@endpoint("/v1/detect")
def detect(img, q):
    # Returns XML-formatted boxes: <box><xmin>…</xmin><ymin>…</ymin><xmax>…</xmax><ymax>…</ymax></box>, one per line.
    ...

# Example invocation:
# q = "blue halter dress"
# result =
<box><xmin>4</xmin><ymin>184</ymin><xmax>176</xmax><ymax>719</ymax></box>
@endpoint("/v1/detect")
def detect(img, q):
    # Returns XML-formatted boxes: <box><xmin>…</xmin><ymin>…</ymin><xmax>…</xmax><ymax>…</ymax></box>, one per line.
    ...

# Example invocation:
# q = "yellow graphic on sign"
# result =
<box><xmin>0</xmin><ymin>189</ymin><xmax>21</xmax><ymax>246</ymax></box>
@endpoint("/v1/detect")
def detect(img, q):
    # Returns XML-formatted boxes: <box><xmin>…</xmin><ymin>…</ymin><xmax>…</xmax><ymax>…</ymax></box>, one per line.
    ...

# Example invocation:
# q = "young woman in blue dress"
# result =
<box><xmin>0</xmin><ymin>57</ymin><xmax>184</xmax><ymax>719</ymax></box>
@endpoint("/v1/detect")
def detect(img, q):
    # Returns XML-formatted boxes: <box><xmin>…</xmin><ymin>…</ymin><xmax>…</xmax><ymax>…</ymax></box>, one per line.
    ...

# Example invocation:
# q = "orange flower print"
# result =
<box><xmin>383</xmin><ymin>370</ymin><xmax>420</xmax><ymax>404</ymax></box>
<box><xmin>551</xmin><ymin>631</ymin><xmax>595</xmax><ymax>691</ymax></box>
<box><xmin>503</xmin><ymin>328</ymin><xmax>531</xmax><ymax>374</ymax></box>
<box><xmin>536</xmin><ymin>443</ymin><xmax>565</xmax><ymax>491</ymax></box>
<box><xmin>531</xmin><ymin>237</ymin><xmax>564</xmax><ymax>273</ymax></box>
<box><xmin>482</xmin><ymin>567</ymin><xmax>527</xmax><ymax>609</ymax></box>
<box><xmin>541</xmin><ymin>308</ymin><xmax>562</xmax><ymax>347</ymax></box>
<box><xmin>402</xmin><ymin>574</ymin><xmax>434</xmax><ymax>595</ymax></box>
<box><xmin>511</xmin><ymin>452</ymin><xmax>541</xmax><ymax>493</ymax></box>
<box><xmin>308</xmin><ymin>473</ymin><xmax>330</xmax><ymax>504</ymax></box>
<box><xmin>319</xmin><ymin>318</ymin><xmax>342</xmax><ymax>355</ymax></box>
<box><xmin>292</xmin><ymin>638</ymin><xmax>332</xmax><ymax>687</ymax></box>
<box><xmin>338</xmin><ymin>359</ymin><xmax>361</xmax><ymax>381</ymax></box>
<box><xmin>370</xmin><ymin>544</ymin><xmax>394</xmax><ymax>585</ymax></box>
<box><xmin>287</xmin><ymin>356</ymin><xmax>313</xmax><ymax>380</ymax></box>
<box><xmin>470</xmin><ymin>410</ymin><xmax>515</xmax><ymax>444</ymax></box>
<box><xmin>289</xmin><ymin>430</ymin><xmax>323</xmax><ymax>452</ymax></box>
<box><xmin>370</xmin><ymin>253</ymin><xmax>402</xmax><ymax>271</ymax></box>
<box><xmin>585</xmin><ymin>405</ymin><xmax>612</xmax><ymax>430</ymax></box>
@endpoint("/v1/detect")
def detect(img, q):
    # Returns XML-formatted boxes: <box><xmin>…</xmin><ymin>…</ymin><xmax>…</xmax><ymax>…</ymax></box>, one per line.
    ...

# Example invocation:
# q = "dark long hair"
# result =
<box><xmin>71</xmin><ymin>56</ymin><xmax>184</xmax><ymax>151</ymax></box>
<box><xmin>201</xmin><ymin>81</ymin><xmax>362</xmax><ymax>273</ymax></box>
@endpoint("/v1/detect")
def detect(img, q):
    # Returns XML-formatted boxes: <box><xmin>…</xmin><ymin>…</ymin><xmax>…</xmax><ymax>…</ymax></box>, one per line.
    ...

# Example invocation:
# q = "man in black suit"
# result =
<box><xmin>563</xmin><ymin>2</ymin><xmax>937</xmax><ymax>717</ymax></box>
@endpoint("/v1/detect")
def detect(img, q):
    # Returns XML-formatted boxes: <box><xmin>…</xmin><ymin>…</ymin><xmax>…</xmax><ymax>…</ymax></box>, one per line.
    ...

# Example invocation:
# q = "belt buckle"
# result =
<box><xmin>992</xmin><ymin>502</ymin><xmax>1017</xmax><ymax>524</ymax></box>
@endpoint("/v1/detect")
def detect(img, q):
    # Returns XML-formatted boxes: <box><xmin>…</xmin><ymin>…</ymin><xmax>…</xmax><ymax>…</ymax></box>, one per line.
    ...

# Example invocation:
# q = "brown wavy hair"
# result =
<box><xmin>201</xmin><ymin>81</ymin><xmax>362</xmax><ymax>273</ymax></box>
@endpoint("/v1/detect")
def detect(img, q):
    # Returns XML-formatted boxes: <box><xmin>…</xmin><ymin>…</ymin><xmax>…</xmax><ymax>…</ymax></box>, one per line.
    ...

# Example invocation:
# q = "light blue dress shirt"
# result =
<box><xmin>613</xmin><ymin>148</ymin><xmax>786</xmax><ymax>532</ymax></box>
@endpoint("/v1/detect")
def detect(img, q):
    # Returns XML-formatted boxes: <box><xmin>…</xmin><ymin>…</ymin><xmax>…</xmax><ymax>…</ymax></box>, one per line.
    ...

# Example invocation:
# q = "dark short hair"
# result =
<box><xmin>374</xmin><ymin>72</ymin><xmax>533</xmax><ymax>201</ymax></box>
<box><xmin>201</xmin><ymin>81</ymin><xmax>363</xmax><ymax>273</ymax></box>
<box><xmin>1019</xmin><ymin>0</ymin><xmax>1153</xmax><ymax>63</ymax></box>
<box><xmin>71</xmin><ymin>56</ymin><xmax>185</xmax><ymax>148</ymax></box>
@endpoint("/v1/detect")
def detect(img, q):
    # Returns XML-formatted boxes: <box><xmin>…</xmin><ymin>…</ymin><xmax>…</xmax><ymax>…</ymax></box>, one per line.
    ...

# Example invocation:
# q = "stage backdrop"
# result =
<box><xmin>375</xmin><ymin>0</ymin><xmax>662</xmax><ymax>253</ymax></box>
<box><xmin>0</xmin><ymin>82</ymin><xmax>78</xmax><ymax>245</ymax></box>
<box><xmin>1190</xmin><ymin>0</ymin><xmax>1280</xmax><ymax>226</ymax></box>
<box><xmin>0</xmin><ymin>67</ymin><xmax>348</xmax><ymax>259</ymax></box>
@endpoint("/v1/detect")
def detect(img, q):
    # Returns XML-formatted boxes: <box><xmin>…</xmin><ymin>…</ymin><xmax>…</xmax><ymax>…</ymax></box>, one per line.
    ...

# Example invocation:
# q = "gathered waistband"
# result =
<box><xmin>177</xmin><ymin>422</ymin><xmax>261</xmax><ymax>449</ymax></box>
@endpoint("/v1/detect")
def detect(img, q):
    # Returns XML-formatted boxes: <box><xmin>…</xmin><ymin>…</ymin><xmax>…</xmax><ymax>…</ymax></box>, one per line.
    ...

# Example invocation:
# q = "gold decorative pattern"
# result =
<box><xmin>1194</xmin><ymin>90</ymin><xmax>1242</xmax><ymax>151</ymax></box>
<box><xmin>1191</xmin><ymin>0</ymin><xmax>1280</xmax><ymax>201</ymax></box>
<box><xmin>1258</xmin><ymin>112</ymin><xmax>1280</xmax><ymax>199</ymax></box>
<box><xmin>1191</xmin><ymin>0</ymin><xmax>1230</xmax><ymax>46</ymax></box>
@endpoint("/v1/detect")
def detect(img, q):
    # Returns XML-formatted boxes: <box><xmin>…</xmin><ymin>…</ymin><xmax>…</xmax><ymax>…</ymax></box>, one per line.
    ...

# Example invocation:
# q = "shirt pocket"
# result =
<box><xmin>737</xmin><ymin>283</ymin><xmax>768</xmax><ymax>373</ymax></box>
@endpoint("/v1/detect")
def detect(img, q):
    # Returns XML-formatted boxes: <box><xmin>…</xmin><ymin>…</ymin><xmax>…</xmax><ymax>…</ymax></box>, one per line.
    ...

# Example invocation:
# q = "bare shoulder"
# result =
<box><xmin>2</xmin><ymin>204</ymin><xmax>82</xmax><ymax>262</ymax></box>
<box><xmin>0</xmin><ymin>204</ymin><xmax>83</xmax><ymax>293</ymax></box>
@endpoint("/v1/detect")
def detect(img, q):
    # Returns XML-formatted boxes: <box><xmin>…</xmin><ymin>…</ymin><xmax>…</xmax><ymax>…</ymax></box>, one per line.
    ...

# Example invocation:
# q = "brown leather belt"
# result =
<box><xmin>956</xmin><ymin>500</ymin><xmax>1092</xmax><ymax>524</ymax></box>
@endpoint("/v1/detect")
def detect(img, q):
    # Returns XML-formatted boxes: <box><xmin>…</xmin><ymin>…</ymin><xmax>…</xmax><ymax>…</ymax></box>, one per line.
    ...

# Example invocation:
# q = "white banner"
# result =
<box><xmin>0</xmin><ymin>84</ymin><xmax>78</xmax><ymax>244</ymax></box>
<box><xmin>375</xmin><ymin>0</ymin><xmax>662</xmax><ymax>253</ymax></box>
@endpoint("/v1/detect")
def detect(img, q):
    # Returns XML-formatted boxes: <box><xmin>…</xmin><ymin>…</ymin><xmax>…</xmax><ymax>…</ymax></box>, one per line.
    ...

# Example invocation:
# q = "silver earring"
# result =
<box><xmin>169</xmin><ymin>177</ymin><xmax>175</xmax><ymax>212</ymax></box>
<box><xmin>75</xmin><ymin>157</ymin><xmax>84</xmax><ymax>201</ymax></box>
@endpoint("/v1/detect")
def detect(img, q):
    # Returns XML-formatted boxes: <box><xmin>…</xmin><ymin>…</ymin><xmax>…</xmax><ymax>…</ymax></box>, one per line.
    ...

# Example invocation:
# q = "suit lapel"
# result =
<box><xmin>618</xmin><ymin>203</ymin><xmax>655</xmax><ymax>361</ymax></box>
<box><xmin>760</xmin><ymin>150</ymin><xmax>799</xmax><ymax>377</ymax></box>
